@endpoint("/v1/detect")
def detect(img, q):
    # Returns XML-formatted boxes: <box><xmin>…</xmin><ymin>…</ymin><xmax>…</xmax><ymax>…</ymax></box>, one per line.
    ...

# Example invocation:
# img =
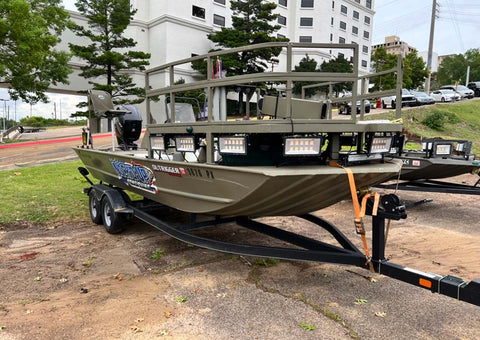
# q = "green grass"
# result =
<box><xmin>367</xmin><ymin>100</ymin><xmax>480</xmax><ymax>154</ymax></box>
<box><xmin>0</xmin><ymin>160</ymin><xmax>90</xmax><ymax>224</ymax></box>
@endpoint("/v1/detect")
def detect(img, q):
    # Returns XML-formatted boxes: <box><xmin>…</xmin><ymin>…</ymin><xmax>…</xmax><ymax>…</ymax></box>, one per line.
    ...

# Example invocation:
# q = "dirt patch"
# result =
<box><xmin>1</xmin><ymin>174</ymin><xmax>480</xmax><ymax>339</ymax></box>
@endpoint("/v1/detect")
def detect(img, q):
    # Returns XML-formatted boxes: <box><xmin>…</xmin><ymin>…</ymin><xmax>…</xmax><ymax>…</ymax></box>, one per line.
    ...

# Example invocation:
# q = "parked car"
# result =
<box><xmin>440</xmin><ymin>85</ymin><xmax>474</xmax><ymax>99</ymax></box>
<box><xmin>467</xmin><ymin>81</ymin><xmax>480</xmax><ymax>97</ymax></box>
<box><xmin>381</xmin><ymin>89</ymin><xmax>416</xmax><ymax>108</ymax></box>
<box><xmin>430</xmin><ymin>89</ymin><xmax>455</xmax><ymax>102</ymax></box>
<box><xmin>338</xmin><ymin>100</ymin><xmax>371</xmax><ymax>115</ymax></box>
<box><xmin>411</xmin><ymin>91</ymin><xmax>435</xmax><ymax>106</ymax></box>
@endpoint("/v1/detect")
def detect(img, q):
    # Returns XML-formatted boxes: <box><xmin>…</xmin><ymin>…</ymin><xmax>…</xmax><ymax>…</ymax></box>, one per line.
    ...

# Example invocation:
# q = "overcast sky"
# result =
<box><xmin>1</xmin><ymin>0</ymin><xmax>478</xmax><ymax>121</ymax></box>
<box><xmin>373</xmin><ymin>0</ymin><xmax>479</xmax><ymax>56</ymax></box>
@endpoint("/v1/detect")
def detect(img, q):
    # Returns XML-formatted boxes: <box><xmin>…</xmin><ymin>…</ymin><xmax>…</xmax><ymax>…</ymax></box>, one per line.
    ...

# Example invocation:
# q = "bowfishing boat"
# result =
<box><xmin>73</xmin><ymin>43</ymin><xmax>480</xmax><ymax>307</ymax></box>
<box><xmin>395</xmin><ymin>139</ymin><xmax>480</xmax><ymax>181</ymax></box>
<box><xmin>74</xmin><ymin>42</ymin><xmax>403</xmax><ymax>217</ymax></box>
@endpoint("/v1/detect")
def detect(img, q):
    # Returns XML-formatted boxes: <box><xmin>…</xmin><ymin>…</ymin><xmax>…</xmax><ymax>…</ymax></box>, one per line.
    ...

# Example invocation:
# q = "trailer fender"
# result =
<box><xmin>88</xmin><ymin>185</ymin><xmax>133</xmax><ymax>216</ymax></box>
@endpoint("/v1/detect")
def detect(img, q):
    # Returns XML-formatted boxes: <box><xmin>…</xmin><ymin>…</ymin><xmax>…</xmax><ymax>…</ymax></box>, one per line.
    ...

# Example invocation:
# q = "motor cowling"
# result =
<box><xmin>114</xmin><ymin>105</ymin><xmax>142</xmax><ymax>150</ymax></box>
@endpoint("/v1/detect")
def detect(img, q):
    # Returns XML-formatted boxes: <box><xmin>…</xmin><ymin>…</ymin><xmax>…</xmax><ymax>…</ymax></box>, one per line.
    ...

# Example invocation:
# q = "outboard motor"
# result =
<box><xmin>114</xmin><ymin>104</ymin><xmax>142</xmax><ymax>150</ymax></box>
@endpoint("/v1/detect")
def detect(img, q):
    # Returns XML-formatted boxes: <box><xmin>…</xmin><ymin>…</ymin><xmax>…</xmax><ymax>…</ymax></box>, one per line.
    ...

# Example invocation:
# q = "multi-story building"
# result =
<box><xmin>371</xmin><ymin>35</ymin><xmax>416</xmax><ymax>58</ymax></box>
<box><xmin>59</xmin><ymin>0</ymin><xmax>376</xmax><ymax>93</ymax></box>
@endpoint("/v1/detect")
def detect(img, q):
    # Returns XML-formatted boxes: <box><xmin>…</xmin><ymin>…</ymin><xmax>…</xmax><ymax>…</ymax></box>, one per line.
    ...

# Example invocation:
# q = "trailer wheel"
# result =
<box><xmin>101</xmin><ymin>196</ymin><xmax>125</xmax><ymax>234</ymax></box>
<box><xmin>88</xmin><ymin>191</ymin><xmax>103</xmax><ymax>225</ymax></box>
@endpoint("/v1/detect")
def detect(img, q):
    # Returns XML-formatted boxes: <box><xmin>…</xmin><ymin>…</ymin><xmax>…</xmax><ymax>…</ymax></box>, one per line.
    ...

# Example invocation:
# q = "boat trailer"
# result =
<box><xmin>79</xmin><ymin>167</ymin><xmax>480</xmax><ymax>307</ymax></box>
<box><xmin>376</xmin><ymin>177</ymin><xmax>480</xmax><ymax>196</ymax></box>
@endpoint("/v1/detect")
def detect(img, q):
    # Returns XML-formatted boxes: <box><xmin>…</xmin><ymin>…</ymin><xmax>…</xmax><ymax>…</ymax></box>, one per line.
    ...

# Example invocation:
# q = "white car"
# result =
<box><xmin>441</xmin><ymin>85</ymin><xmax>474</xmax><ymax>99</ymax></box>
<box><xmin>430</xmin><ymin>89</ymin><xmax>455</xmax><ymax>102</ymax></box>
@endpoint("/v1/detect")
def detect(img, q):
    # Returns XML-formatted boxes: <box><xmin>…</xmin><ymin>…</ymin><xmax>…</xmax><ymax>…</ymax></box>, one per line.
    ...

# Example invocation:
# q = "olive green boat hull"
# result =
<box><xmin>74</xmin><ymin>148</ymin><xmax>402</xmax><ymax>217</ymax></box>
<box><xmin>395</xmin><ymin>156</ymin><xmax>480</xmax><ymax>181</ymax></box>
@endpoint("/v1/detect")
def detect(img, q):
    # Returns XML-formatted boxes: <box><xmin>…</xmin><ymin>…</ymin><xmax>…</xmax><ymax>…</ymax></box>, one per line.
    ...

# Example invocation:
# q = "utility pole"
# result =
<box><xmin>466</xmin><ymin>66</ymin><xmax>470</xmax><ymax>85</ymax></box>
<box><xmin>425</xmin><ymin>0</ymin><xmax>437</xmax><ymax>94</ymax></box>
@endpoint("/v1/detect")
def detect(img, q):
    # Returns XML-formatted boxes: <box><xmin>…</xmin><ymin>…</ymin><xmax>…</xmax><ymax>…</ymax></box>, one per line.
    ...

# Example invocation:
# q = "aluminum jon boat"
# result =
<box><xmin>74</xmin><ymin>43</ymin><xmax>403</xmax><ymax>217</ymax></box>
<box><xmin>73</xmin><ymin>43</ymin><xmax>480</xmax><ymax>307</ymax></box>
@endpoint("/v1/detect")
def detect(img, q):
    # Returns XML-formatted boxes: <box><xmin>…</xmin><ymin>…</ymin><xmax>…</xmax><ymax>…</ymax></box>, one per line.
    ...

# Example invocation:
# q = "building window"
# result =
<box><xmin>332</xmin><ymin>1</ymin><xmax>334</xmax><ymax>9</ymax></box>
<box><xmin>339</xmin><ymin>21</ymin><xmax>346</xmax><ymax>30</ymax></box>
<box><xmin>301</xmin><ymin>0</ymin><xmax>314</xmax><ymax>8</ymax></box>
<box><xmin>362</xmin><ymin>45</ymin><xmax>368</xmax><ymax>53</ymax></box>
<box><xmin>352</xmin><ymin>26</ymin><xmax>358</xmax><ymax>35</ymax></box>
<box><xmin>330</xmin><ymin>33</ymin><xmax>333</xmax><ymax>41</ymax></box>
<box><xmin>277</xmin><ymin>33</ymin><xmax>286</xmax><ymax>39</ymax></box>
<box><xmin>355</xmin><ymin>0</ymin><xmax>360</xmax><ymax>2</ymax></box>
<box><xmin>364</xmin><ymin>16</ymin><xmax>371</xmax><ymax>25</ymax></box>
<box><xmin>214</xmin><ymin>0</ymin><xmax>226</xmax><ymax>5</ymax></box>
<box><xmin>353</xmin><ymin>10</ymin><xmax>359</xmax><ymax>20</ymax></box>
<box><xmin>341</xmin><ymin>5</ymin><xmax>347</xmax><ymax>14</ymax></box>
<box><xmin>361</xmin><ymin>60</ymin><xmax>368</xmax><ymax>68</ymax></box>
<box><xmin>300</xmin><ymin>17</ymin><xmax>313</xmax><ymax>26</ymax></box>
<box><xmin>331</xmin><ymin>17</ymin><xmax>334</xmax><ymax>25</ymax></box>
<box><xmin>338</xmin><ymin>52</ymin><xmax>345</xmax><ymax>59</ymax></box>
<box><xmin>366</xmin><ymin>0</ymin><xmax>372</xmax><ymax>9</ymax></box>
<box><xmin>339</xmin><ymin>37</ymin><xmax>345</xmax><ymax>44</ymax></box>
<box><xmin>192</xmin><ymin>5</ymin><xmax>205</xmax><ymax>19</ymax></box>
<box><xmin>299</xmin><ymin>36</ymin><xmax>312</xmax><ymax>43</ymax></box>
<box><xmin>363</xmin><ymin>30</ymin><xmax>369</xmax><ymax>39</ymax></box>
<box><xmin>279</xmin><ymin>0</ymin><xmax>287</xmax><ymax>7</ymax></box>
<box><xmin>278</xmin><ymin>15</ymin><xmax>287</xmax><ymax>25</ymax></box>
<box><xmin>214</xmin><ymin>14</ymin><xmax>225</xmax><ymax>26</ymax></box>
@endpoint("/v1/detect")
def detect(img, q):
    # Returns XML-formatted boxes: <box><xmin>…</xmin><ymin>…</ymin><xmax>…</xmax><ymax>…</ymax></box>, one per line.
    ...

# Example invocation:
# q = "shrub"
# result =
<box><xmin>422</xmin><ymin>111</ymin><xmax>445</xmax><ymax>130</ymax></box>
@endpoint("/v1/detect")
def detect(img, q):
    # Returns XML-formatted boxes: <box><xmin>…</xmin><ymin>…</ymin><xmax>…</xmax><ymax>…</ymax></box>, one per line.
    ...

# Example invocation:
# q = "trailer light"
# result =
<box><xmin>150</xmin><ymin>135</ymin><xmax>165</xmax><ymax>151</ymax></box>
<box><xmin>419</xmin><ymin>278</ymin><xmax>432</xmax><ymax>289</ymax></box>
<box><xmin>434</xmin><ymin>143</ymin><xmax>453</xmax><ymax>156</ymax></box>
<box><xmin>284</xmin><ymin>137</ymin><xmax>322</xmax><ymax>156</ymax></box>
<box><xmin>369</xmin><ymin>136</ymin><xmax>393</xmax><ymax>154</ymax></box>
<box><xmin>219</xmin><ymin>137</ymin><xmax>247</xmax><ymax>155</ymax></box>
<box><xmin>175</xmin><ymin>136</ymin><xmax>196</xmax><ymax>152</ymax></box>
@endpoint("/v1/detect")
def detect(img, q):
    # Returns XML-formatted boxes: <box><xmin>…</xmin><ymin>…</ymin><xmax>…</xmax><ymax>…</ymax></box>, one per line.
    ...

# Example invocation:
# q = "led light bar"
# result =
<box><xmin>219</xmin><ymin>137</ymin><xmax>247</xmax><ymax>155</ymax></box>
<box><xmin>434</xmin><ymin>143</ymin><xmax>453</xmax><ymax>156</ymax></box>
<box><xmin>150</xmin><ymin>135</ymin><xmax>165</xmax><ymax>151</ymax></box>
<box><xmin>284</xmin><ymin>137</ymin><xmax>322</xmax><ymax>156</ymax></box>
<box><xmin>175</xmin><ymin>136</ymin><xmax>196</xmax><ymax>152</ymax></box>
<box><xmin>369</xmin><ymin>136</ymin><xmax>393</xmax><ymax>154</ymax></box>
<box><xmin>347</xmin><ymin>153</ymin><xmax>382</xmax><ymax>163</ymax></box>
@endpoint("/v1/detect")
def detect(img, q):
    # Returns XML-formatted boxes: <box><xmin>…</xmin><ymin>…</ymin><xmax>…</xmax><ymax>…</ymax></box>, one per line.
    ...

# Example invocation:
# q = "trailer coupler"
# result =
<box><xmin>365</xmin><ymin>193</ymin><xmax>480</xmax><ymax>306</ymax></box>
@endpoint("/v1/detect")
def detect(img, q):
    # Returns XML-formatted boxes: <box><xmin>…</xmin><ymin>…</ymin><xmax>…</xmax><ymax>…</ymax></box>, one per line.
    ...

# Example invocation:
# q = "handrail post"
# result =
<box><xmin>206</xmin><ymin>57</ymin><xmax>214</xmax><ymax>163</ymax></box>
<box><xmin>327</xmin><ymin>84</ymin><xmax>333</xmax><ymax>119</ymax></box>
<box><xmin>351</xmin><ymin>44</ymin><xmax>359</xmax><ymax>123</ymax></box>
<box><xmin>286</xmin><ymin>44</ymin><xmax>293</xmax><ymax>118</ymax></box>
<box><xmin>395</xmin><ymin>54</ymin><xmax>403</xmax><ymax>120</ymax></box>
<box><xmin>169</xmin><ymin>65</ymin><xmax>176</xmax><ymax>123</ymax></box>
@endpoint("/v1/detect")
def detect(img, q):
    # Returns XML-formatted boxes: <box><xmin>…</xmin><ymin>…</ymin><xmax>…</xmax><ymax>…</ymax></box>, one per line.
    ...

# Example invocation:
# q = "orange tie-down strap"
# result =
<box><xmin>329</xmin><ymin>161</ymin><xmax>379</xmax><ymax>272</ymax></box>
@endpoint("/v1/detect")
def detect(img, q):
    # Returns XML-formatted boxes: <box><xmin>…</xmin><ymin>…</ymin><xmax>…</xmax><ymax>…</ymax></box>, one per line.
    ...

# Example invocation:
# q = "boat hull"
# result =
<box><xmin>396</xmin><ymin>156</ymin><xmax>480</xmax><ymax>181</ymax></box>
<box><xmin>74</xmin><ymin>148</ymin><xmax>402</xmax><ymax>217</ymax></box>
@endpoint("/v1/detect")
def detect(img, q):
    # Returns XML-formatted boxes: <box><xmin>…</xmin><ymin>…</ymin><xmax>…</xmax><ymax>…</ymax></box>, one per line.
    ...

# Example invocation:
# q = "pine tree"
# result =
<box><xmin>69</xmin><ymin>0</ymin><xmax>150</xmax><ymax>109</ymax></box>
<box><xmin>192</xmin><ymin>0</ymin><xmax>288</xmax><ymax>114</ymax></box>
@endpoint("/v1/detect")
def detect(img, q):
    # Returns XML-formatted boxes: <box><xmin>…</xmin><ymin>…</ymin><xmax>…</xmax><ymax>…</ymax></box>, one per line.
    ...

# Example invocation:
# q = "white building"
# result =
<box><xmin>58</xmin><ymin>0</ymin><xmax>376</xmax><ymax>93</ymax></box>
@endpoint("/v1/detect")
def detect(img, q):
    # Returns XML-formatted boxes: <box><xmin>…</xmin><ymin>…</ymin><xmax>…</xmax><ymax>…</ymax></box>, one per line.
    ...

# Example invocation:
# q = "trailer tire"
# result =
<box><xmin>101</xmin><ymin>196</ymin><xmax>125</xmax><ymax>234</ymax></box>
<box><xmin>88</xmin><ymin>191</ymin><xmax>103</xmax><ymax>225</ymax></box>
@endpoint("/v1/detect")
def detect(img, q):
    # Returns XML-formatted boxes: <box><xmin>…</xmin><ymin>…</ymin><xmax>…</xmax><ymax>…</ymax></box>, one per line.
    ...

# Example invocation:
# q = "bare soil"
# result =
<box><xmin>1</xmin><ymin>129</ymin><xmax>480</xmax><ymax>339</ymax></box>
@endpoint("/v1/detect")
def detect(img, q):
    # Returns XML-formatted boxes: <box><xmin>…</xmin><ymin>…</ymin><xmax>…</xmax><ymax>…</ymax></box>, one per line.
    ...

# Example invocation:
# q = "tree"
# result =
<box><xmin>0</xmin><ymin>0</ymin><xmax>72</xmax><ymax>103</ymax></box>
<box><xmin>69</xmin><ymin>0</ymin><xmax>150</xmax><ymax>110</ymax></box>
<box><xmin>319</xmin><ymin>55</ymin><xmax>353</xmax><ymax>96</ymax></box>
<box><xmin>192</xmin><ymin>0</ymin><xmax>288</xmax><ymax>113</ymax></box>
<box><xmin>292</xmin><ymin>55</ymin><xmax>319</xmax><ymax>97</ymax></box>
<box><xmin>371</xmin><ymin>47</ymin><xmax>428</xmax><ymax>90</ymax></box>
<box><xmin>437</xmin><ymin>49</ymin><xmax>480</xmax><ymax>86</ymax></box>
<box><xmin>370</xmin><ymin>47</ymin><xmax>397</xmax><ymax>91</ymax></box>
<box><xmin>403</xmin><ymin>50</ymin><xmax>429</xmax><ymax>90</ymax></box>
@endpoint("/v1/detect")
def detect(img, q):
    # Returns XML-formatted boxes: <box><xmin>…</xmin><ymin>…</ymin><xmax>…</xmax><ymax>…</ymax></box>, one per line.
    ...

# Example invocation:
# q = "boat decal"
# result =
<box><xmin>152</xmin><ymin>164</ymin><xmax>186</xmax><ymax>177</ymax></box>
<box><xmin>110</xmin><ymin>159</ymin><xmax>159</xmax><ymax>193</ymax></box>
<box><xmin>412</xmin><ymin>160</ymin><xmax>421</xmax><ymax>166</ymax></box>
<box><xmin>401</xmin><ymin>159</ymin><xmax>410</xmax><ymax>165</ymax></box>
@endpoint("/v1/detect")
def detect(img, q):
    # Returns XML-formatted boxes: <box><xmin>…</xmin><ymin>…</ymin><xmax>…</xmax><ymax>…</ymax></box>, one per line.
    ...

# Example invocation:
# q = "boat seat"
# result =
<box><xmin>88</xmin><ymin>90</ymin><xmax>131</xmax><ymax>118</ymax></box>
<box><xmin>260</xmin><ymin>95</ymin><xmax>326</xmax><ymax>119</ymax></box>
<box><xmin>166</xmin><ymin>102</ymin><xmax>196</xmax><ymax>123</ymax></box>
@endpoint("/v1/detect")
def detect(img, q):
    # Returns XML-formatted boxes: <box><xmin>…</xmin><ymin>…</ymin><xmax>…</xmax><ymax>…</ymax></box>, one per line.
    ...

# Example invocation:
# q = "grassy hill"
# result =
<box><xmin>367</xmin><ymin>99</ymin><xmax>480</xmax><ymax>154</ymax></box>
